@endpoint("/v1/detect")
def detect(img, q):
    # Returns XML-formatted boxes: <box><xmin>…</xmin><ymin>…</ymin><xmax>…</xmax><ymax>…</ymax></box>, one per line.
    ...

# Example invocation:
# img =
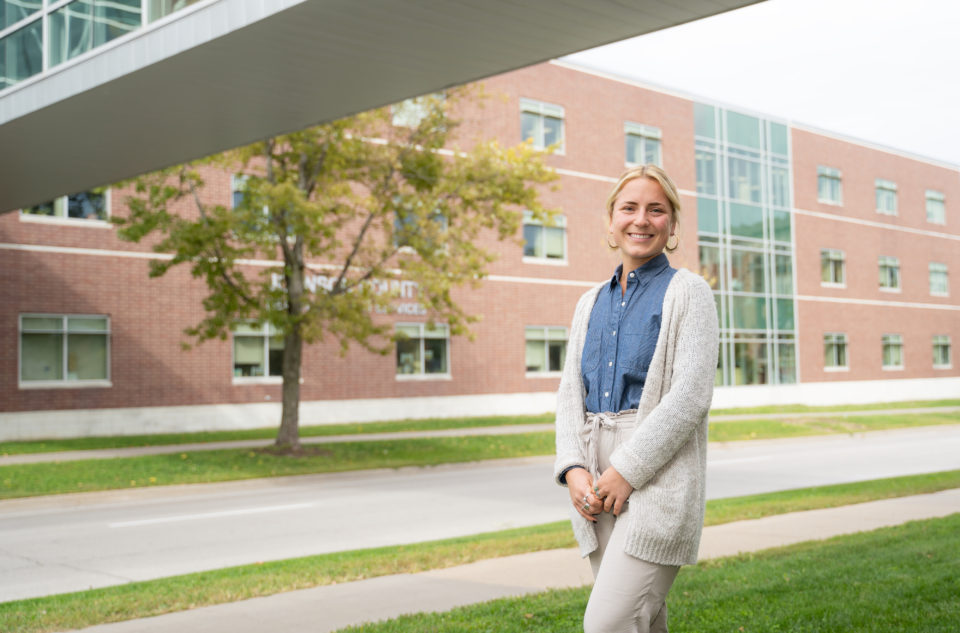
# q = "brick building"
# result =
<box><xmin>2</xmin><ymin>61</ymin><xmax>958</xmax><ymax>439</ymax></box>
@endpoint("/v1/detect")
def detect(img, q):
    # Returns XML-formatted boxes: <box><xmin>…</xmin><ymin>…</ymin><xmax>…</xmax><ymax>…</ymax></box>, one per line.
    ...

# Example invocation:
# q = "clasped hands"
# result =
<box><xmin>567</xmin><ymin>466</ymin><xmax>633</xmax><ymax>522</ymax></box>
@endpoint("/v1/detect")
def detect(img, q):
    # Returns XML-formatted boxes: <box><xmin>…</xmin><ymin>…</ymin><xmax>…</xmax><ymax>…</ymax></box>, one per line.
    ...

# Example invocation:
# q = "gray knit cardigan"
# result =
<box><xmin>554</xmin><ymin>268</ymin><xmax>719</xmax><ymax>566</ymax></box>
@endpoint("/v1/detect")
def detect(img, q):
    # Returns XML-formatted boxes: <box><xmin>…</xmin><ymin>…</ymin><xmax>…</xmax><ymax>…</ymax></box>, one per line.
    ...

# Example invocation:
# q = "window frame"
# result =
<box><xmin>875</xmin><ymin>178</ymin><xmax>898</xmax><ymax>216</ymax></box>
<box><xmin>519</xmin><ymin>98</ymin><xmax>565</xmax><ymax>154</ymax></box>
<box><xmin>816</xmin><ymin>166</ymin><xmax>843</xmax><ymax>205</ymax></box>
<box><xmin>624</xmin><ymin>122</ymin><xmax>663</xmax><ymax>167</ymax></box>
<box><xmin>232</xmin><ymin>322</ymin><xmax>284</xmax><ymax>384</ymax></box>
<box><xmin>18</xmin><ymin>313</ymin><xmax>111</xmax><ymax>388</ymax></box>
<box><xmin>881</xmin><ymin>333</ymin><xmax>904</xmax><ymax>370</ymax></box>
<box><xmin>524</xmin><ymin>325</ymin><xmax>568</xmax><ymax>377</ymax></box>
<box><xmin>925</xmin><ymin>190</ymin><xmax>946</xmax><ymax>225</ymax></box>
<box><xmin>395</xmin><ymin>322</ymin><xmax>451</xmax><ymax>380</ymax></box>
<box><xmin>929</xmin><ymin>262</ymin><xmax>949</xmax><ymax>297</ymax></box>
<box><xmin>933</xmin><ymin>335</ymin><xmax>952</xmax><ymax>369</ymax></box>
<box><xmin>19</xmin><ymin>189</ymin><xmax>111</xmax><ymax>227</ymax></box>
<box><xmin>878</xmin><ymin>255</ymin><xmax>901</xmax><ymax>292</ymax></box>
<box><xmin>522</xmin><ymin>211</ymin><xmax>567</xmax><ymax>265</ymax></box>
<box><xmin>820</xmin><ymin>248</ymin><xmax>846</xmax><ymax>287</ymax></box>
<box><xmin>823</xmin><ymin>332</ymin><xmax>848</xmax><ymax>371</ymax></box>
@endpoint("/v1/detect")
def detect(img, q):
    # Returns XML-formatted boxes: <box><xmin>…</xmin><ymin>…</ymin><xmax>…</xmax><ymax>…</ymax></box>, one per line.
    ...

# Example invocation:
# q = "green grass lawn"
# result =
<box><xmin>335</xmin><ymin>513</ymin><xmax>960</xmax><ymax>633</ymax></box>
<box><xmin>0</xmin><ymin>433</ymin><xmax>555</xmax><ymax>499</ymax></box>
<box><xmin>2</xmin><ymin>398</ymin><xmax>957</xmax><ymax>457</ymax></box>
<box><xmin>1</xmin><ymin>469</ymin><xmax>957</xmax><ymax>633</ymax></box>
<box><xmin>3</xmin><ymin>410</ymin><xmax>959</xmax><ymax>499</ymax></box>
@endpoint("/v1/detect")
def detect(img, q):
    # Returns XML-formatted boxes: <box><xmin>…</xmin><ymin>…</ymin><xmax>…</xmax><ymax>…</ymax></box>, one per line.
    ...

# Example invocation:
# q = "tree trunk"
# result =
<box><xmin>276</xmin><ymin>240</ymin><xmax>305</xmax><ymax>450</ymax></box>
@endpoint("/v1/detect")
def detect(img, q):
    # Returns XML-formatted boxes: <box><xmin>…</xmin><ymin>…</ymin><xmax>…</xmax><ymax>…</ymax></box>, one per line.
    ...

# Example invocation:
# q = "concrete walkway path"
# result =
<box><xmin>69</xmin><ymin>488</ymin><xmax>960</xmax><ymax>633</ymax></box>
<box><xmin>6</xmin><ymin>406</ymin><xmax>959</xmax><ymax>466</ymax></box>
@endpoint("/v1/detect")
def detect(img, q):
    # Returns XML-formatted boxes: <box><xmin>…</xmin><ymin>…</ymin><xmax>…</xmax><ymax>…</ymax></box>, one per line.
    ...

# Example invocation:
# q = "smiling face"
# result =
<box><xmin>608</xmin><ymin>176</ymin><xmax>676</xmax><ymax>272</ymax></box>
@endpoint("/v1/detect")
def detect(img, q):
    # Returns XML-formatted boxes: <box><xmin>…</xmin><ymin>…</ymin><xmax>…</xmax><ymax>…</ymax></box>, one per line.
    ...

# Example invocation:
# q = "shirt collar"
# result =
<box><xmin>610</xmin><ymin>253</ymin><xmax>670</xmax><ymax>287</ymax></box>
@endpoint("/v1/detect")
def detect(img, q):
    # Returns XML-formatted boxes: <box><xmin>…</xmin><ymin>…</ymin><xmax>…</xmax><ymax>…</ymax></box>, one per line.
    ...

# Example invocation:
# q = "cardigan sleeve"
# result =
<box><xmin>553</xmin><ymin>286</ymin><xmax>600</xmax><ymax>486</ymax></box>
<box><xmin>608</xmin><ymin>272</ymin><xmax>719</xmax><ymax>490</ymax></box>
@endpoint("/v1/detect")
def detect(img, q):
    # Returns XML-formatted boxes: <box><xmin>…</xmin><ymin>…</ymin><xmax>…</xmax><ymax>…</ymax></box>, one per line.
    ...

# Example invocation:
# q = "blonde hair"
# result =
<box><xmin>604</xmin><ymin>164</ymin><xmax>681</xmax><ymax>252</ymax></box>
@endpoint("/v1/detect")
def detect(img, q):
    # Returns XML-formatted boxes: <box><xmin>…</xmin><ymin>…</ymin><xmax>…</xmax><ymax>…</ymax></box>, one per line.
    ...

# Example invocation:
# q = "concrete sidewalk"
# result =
<box><xmin>7</xmin><ymin>406</ymin><xmax>960</xmax><ymax>465</ymax></box>
<box><xmin>70</xmin><ymin>488</ymin><xmax>960</xmax><ymax>633</ymax></box>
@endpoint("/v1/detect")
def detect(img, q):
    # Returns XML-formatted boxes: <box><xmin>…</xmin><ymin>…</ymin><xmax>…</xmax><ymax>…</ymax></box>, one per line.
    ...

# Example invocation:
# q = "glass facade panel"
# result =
<box><xmin>699</xmin><ymin>244</ymin><xmax>720</xmax><ymax>290</ymax></box>
<box><xmin>732</xmin><ymin>295</ymin><xmax>766</xmax><ymax>330</ymax></box>
<box><xmin>695</xmin><ymin>147</ymin><xmax>717</xmax><ymax>195</ymax></box>
<box><xmin>696</xmin><ymin>104</ymin><xmax>794</xmax><ymax>387</ymax></box>
<box><xmin>0</xmin><ymin>18</ymin><xmax>42</xmax><ymax>89</ymax></box>
<box><xmin>1</xmin><ymin>0</ymin><xmax>42</xmax><ymax>30</ymax></box>
<box><xmin>777</xmin><ymin>340</ymin><xmax>796</xmax><ymax>384</ymax></box>
<box><xmin>769</xmin><ymin>122</ymin><xmax>788</xmax><ymax>156</ymax></box>
<box><xmin>775</xmin><ymin>254</ymin><xmax>793</xmax><ymax>295</ymax></box>
<box><xmin>729</xmin><ymin>202</ymin><xmax>763</xmax><ymax>239</ymax></box>
<box><xmin>727</xmin><ymin>155</ymin><xmax>762</xmax><ymax>203</ymax></box>
<box><xmin>49</xmin><ymin>0</ymin><xmax>141</xmax><ymax>67</ymax></box>
<box><xmin>726</xmin><ymin>111</ymin><xmax>761</xmax><ymax>149</ymax></box>
<box><xmin>694</xmin><ymin>103</ymin><xmax>715</xmax><ymax>138</ymax></box>
<box><xmin>729</xmin><ymin>249</ymin><xmax>764</xmax><ymax>292</ymax></box>
<box><xmin>733</xmin><ymin>339</ymin><xmax>768</xmax><ymax>385</ymax></box>
<box><xmin>696</xmin><ymin>197</ymin><xmax>719</xmax><ymax>234</ymax></box>
<box><xmin>770</xmin><ymin>166</ymin><xmax>789</xmax><ymax>208</ymax></box>
<box><xmin>773</xmin><ymin>210</ymin><xmax>791</xmax><ymax>243</ymax></box>
<box><xmin>776</xmin><ymin>298</ymin><xmax>794</xmax><ymax>330</ymax></box>
<box><xmin>67</xmin><ymin>333</ymin><xmax>107</xmax><ymax>379</ymax></box>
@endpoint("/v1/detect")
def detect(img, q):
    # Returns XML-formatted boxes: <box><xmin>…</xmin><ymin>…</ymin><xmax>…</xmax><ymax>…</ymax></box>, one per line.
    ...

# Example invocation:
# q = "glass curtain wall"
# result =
<box><xmin>1</xmin><ymin>0</ymin><xmax>200</xmax><ymax>91</ymax></box>
<box><xmin>695</xmin><ymin>103</ymin><xmax>797</xmax><ymax>386</ymax></box>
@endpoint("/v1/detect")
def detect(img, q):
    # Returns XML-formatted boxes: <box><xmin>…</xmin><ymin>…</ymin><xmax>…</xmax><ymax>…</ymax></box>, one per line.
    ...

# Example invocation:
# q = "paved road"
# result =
<box><xmin>2</xmin><ymin>425</ymin><xmax>959</xmax><ymax>602</ymax></box>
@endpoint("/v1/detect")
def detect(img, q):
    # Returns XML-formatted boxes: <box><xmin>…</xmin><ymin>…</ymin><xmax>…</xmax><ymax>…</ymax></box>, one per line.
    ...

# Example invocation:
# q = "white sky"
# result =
<box><xmin>563</xmin><ymin>0</ymin><xmax>960</xmax><ymax>166</ymax></box>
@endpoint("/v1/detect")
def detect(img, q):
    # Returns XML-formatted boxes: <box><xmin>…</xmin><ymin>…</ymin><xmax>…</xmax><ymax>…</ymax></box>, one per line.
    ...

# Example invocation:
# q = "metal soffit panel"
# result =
<box><xmin>0</xmin><ymin>0</ymin><xmax>759</xmax><ymax>213</ymax></box>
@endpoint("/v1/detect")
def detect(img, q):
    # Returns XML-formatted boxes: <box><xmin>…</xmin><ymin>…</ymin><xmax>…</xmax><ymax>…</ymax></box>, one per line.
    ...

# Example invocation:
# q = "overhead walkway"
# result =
<box><xmin>0</xmin><ymin>0</ymin><xmax>760</xmax><ymax>212</ymax></box>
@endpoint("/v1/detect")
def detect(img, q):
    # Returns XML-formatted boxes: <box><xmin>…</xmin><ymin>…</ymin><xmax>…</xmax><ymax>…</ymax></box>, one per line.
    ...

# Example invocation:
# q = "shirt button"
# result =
<box><xmin>629</xmin><ymin>272</ymin><xmax>635</xmax><ymax>278</ymax></box>
<box><xmin>604</xmin><ymin>391</ymin><xmax>610</xmax><ymax>397</ymax></box>
<box><xmin>621</xmin><ymin>301</ymin><xmax>626</xmax><ymax>307</ymax></box>
<box><xmin>608</xmin><ymin>361</ymin><xmax>613</xmax><ymax>367</ymax></box>
<box><xmin>612</xmin><ymin>330</ymin><xmax>616</xmax><ymax>336</ymax></box>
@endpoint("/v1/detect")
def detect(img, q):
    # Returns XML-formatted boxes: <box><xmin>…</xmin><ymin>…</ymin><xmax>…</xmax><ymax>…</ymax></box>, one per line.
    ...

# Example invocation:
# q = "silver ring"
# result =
<box><xmin>582</xmin><ymin>494</ymin><xmax>590</xmax><ymax>504</ymax></box>
<box><xmin>582</xmin><ymin>503</ymin><xmax>590</xmax><ymax>511</ymax></box>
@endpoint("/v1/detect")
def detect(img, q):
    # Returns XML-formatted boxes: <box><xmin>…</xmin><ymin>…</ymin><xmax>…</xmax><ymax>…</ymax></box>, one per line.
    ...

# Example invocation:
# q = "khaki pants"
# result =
<box><xmin>584</xmin><ymin>414</ymin><xmax>679</xmax><ymax>633</ymax></box>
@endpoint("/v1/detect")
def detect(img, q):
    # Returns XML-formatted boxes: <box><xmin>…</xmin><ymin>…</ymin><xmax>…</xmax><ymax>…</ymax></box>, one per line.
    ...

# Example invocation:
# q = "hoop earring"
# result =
<box><xmin>606</xmin><ymin>235</ymin><xmax>618</xmax><ymax>249</ymax></box>
<box><xmin>666</xmin><ymin>235</ymin><xmax>679</xmax><ymax>251</ymax></box>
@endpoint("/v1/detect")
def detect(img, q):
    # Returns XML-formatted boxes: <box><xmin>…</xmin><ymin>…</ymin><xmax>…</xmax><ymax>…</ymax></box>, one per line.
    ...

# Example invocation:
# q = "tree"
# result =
<box><xmin>115</xmin><ymin>89</ymin><xmax>557</xmax><ymax>451</ymax></box>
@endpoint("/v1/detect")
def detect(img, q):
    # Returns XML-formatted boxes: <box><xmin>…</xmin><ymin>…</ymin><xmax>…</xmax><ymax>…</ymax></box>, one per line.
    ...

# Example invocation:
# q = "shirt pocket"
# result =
<box><xmin>581</xmin><ymin>318</ymin><xmax>604</xmax><ymax>377</ymax></box>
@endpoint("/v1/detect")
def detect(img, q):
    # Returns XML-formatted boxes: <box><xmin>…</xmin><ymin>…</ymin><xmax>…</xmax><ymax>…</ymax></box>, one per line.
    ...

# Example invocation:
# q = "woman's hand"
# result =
<box><xmin>595</xmin><ymin>467</ymin><xmax>633</xmax><ymax>516</ymax></box>
<box><xmin>566</xmin><ymin>468</ymin><xmax>600</xmax><ymax>522</ymax></box>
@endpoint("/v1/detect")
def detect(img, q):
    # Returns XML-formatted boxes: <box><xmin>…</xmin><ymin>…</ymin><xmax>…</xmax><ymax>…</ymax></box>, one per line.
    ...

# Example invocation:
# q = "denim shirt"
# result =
<box><xmin>582</xmin><ymin>253</ymin><xmax>676</xmax><ymax>413</ymax></box>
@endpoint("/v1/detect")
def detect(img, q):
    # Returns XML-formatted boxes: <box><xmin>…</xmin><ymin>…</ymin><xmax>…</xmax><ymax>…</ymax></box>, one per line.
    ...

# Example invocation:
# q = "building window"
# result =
<box><xmin>624</xmin><ymin>122</ymin><xmax>662</xmax><ymax>166</ymax></box>
<box><xmin>520</xmin><ymin>98</ymin><xmax>564</xmax><ymax>152</ymax></box>
<box><xmin>21</xmin><ymin>189</ymin><xmax>108</xmax><ymax>222</ymax></box>
<box><xmin>525</xmin><ymin>326</ymin><xmax>567</xmax><ymax>374</ymax></box>
<box><xmin>824</xmin><ymin>332</ymin><xmax>847</xmax><ymax>370</ymax></box>
<box><xmin>48</xmin><ymin>0</ymin><xmax>142</xmax><ymax>68</ymax></box>
<box><xmin>820</xmin><ymin>249</ymin><xmax>846</xmax><ymax>286</ymax></box>
<box><xmin>396</xmin><ymin>323</ymin><xmax>449</xmax><ymax>377</ymax></box>
<box><xmin>926</xmin><ymin>190</ymin><xmax>945</xmax><ymax>225</ymax></box>
<box><xmin>878</xmin><ymin>256</ymin><xmax>900</xmax><ymax>291</ymax></box>
<box><xmin>881</xmin><ymin>334</ymin><xmax>904</xmax><ymax>370</ymax></box>
<box><xmin>147</xmin><ymin>0</ymin><xmax>204</xmax><ymax>22</ymax></box>
<box><xmin>875</xmin><ymin>179</ymin><xmax>898</xmax><ymax>215</ymax></box>
<box><xmin>817</xmin><ymin>166</ymin><xmax>842</xmax><ymax>205</ymax></box>
<box><xmin>933</xmin><ymin>335</ymin><xmax>952</xmax><ymax>369</ymax></box>
<box><xmin>391</xmin><ymin>93</ymin><xmax>443</xmax><ymax>128</ymax></box>
<box><xmin>929</xmin><ymin>262</ymin><xmax>949</xmax><ymax>296</ymax></box>
<box><xmin>522</xmin><ymin>211</ymin><xmax>566</xmax><ymax>263</ymax></box>
<box><xmin>393</xmin><ymin>201</ymin><xmax>448</xmax><ymax>251</ymax></box>
<box><xmin>19</xmin><ymin>315</ymin><xmax>110</xmax><ymax>385</ymax></box>
<box><xmin>233</xmin><ymin>323</ymin><xmax>284</xmax><ymax>378</ymax></box>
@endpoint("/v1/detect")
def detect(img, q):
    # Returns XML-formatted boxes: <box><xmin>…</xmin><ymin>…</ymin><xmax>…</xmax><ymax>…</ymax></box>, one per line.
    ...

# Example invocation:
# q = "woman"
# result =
<box><xmin>554</xmin><ymin>165</ymin><xmax>719</xmax><ymax>633</ymax></box>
